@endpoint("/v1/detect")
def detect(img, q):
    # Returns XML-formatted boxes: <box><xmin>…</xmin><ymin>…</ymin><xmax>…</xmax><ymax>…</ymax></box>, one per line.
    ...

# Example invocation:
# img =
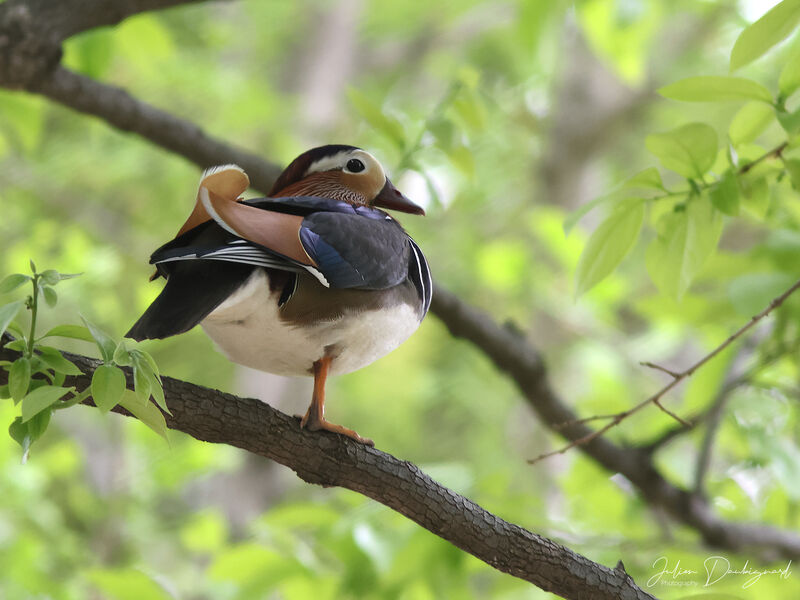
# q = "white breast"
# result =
<box><xmin>201</xmin><ymin>269</ymin><xmax>420</xmax><ymax>377</ymax></box>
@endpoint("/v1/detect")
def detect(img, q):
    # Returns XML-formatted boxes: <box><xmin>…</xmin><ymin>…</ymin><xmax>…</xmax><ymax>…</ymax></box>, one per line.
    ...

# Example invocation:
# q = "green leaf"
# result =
<box><xmin>87</xmin><ymin>568</ymin><xmax>172</xmax><ymax>600</ymax></box>
<box><xmin>575</xmin><ymin>200</ymin><xmax>645</xmax><ymax>296</ymax></box>
<box><xmin>623</xmin><ymin>167</ymin><xmax>664</xmax><ymax>191</ymax></box>
<box><xmin>0</xmin><ymin>300</ymin><xmax>23</xmax><ymax>339</ymax></box>
<box><xmin>9</xmin><ymin>357</ymin><xmax>31</xmax><ymax>402</ymax></box>
<box><xmin>134</xmin><ymin>365</ymin><xmax>152</xmax><ymax>404</ymax></box>
<box><xmin>29</xmin><ymin>259</ymin><xmax>36</xmax><ymax>274</ymax></box>
<box><xmin>40</xmin><ymin>324</ymin><xmax>95</xmax><ymax>343</ymax></box>
<box><xmin>0</xmin><ymin>273</ymin><xmax>30</xmax><ymax>294</ymax></box>
<box><xmin>22</xmin><ymin>385</ymin><xmax>72</xmax><ymax>422</ymax></box>
<box><xmin>145</xmin><ymin>369</ymin><xmax>169</xmax><ymax>415</ymax></box>
<box><xmin>710</xmin><ymin>170</ymin><xmax>740</xmax><ymax>216</ymax></box>
<box><xmin>8</xmin><ymin>417</ymin><xmax>32</xmax><ymax>461</ymax></box>
<box><xmin>785</xmin><ymin>158</ymin><xmax>800</xmax><ymax>190</ymax></box>
<box><xmin>659</xmin><ymin>76</ymin><xmax>773</xmax><ymax>103</ymax></box>
<box><xmin>777</xmin><ymin>107</ymin><xmax>800</xmax><ymax>135</ymax></box>
<box><xmin>131</xmin><ymin>349</ymin><xmax>160</xmax><ymax>379</ymax></box>
<box><xmin>39</xmin><ymin>269</ymin><xmax>60</xmax><ymax>286</ymax></box>
<box><xmin>347</xmin><ymin>88</ymin><xmax>406</xmax><ymax>151</ymax></box>
<box><xmin>740</xmin><ymin>176</ymin><xmax>770</xmax><ymax>218</ymax></box>
<box><xmin>37</xmin><ymin>346</ymin><xmax>83</xmax><ymax>376</ymax></box>
<box><xmin>113</xmin><ymin>341</ymin><xmax>132</xmax><ymax>366</ymax></box>
<box><xmin>730</xmin><ymin>0</ymin><xmax>800</xmax><ymax>71</ymax></box>
<box><xmin>80</xmin><ymin>316</ymin><xmax>116</xmax><ymax>362</ymax></box>
<box><xmin>729</xmin><ymin>101</ymin><xmax>775</xmax><ymax>145</ymax></box>
<box><xmin>646</xmin><ymin>197</ymin><xmax>723</xmax><ymax>300</ymax></box>
<box><xmin>563</xmin><ymin>194</ymin><xmax>616</xmax><ymax>234</ymax></box>
<box><xmin>41</xmin><ymin>285</ymin><xmax>57</xmax><ymax>308</ymax></box>
<box><xmin>92</xmin><ymin>364</ymin><xmax>127</xmax><ymax>413</ymax></box>
<box><xmin>645</xmin><ymin>123</ymin><xmax>717</xmax><ymax>178</ymax></box>
<box><xmin>118</xmin><ymin>389</ymin><xmax>168</xmax><ymax>441</ymax></box>
<box><xmin>779</xmin><ymin>47</ymin><xmax>800</xmax><ymax>97</ymax></box>
<box><xmin>0</xmin><ymin>384</ymin><xmax>9</xmax><ymax>399</ymax></box>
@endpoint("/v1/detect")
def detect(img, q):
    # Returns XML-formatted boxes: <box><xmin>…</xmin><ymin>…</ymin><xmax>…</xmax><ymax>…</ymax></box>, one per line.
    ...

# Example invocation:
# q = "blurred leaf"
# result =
<box><xmin>740</xmin><ymin>176</ymin><xmax>770</xmax><ymax>218</ymax></box>
<box><xmin>22</xmin><ymin>386</ymin><xmax>72</xmax><ymax>422</ymax></box>
<box><xmin>8</xmin><ymin>416</ymin><xmax>32</xmax><ymax>461</ymax></box>
<box><xmin>180</xmin><ymin>511</ymin><xmax>228</xmax><ymax>553</ymax></box>
<box><xmin>37</xmin><ymin>346</ymin><xmax>83</xmax><ymax>376</ymax></box>
<box><xmin>575</xmin><ymin>200</ymin><xmax>644</xmax><ymax>296</ymax></box>
<box><xmin>39</xmin><ymin>270</ymin><xmax>60</xmax><ymax>286</ymax></box>
<box><xmin>41</xmin><ymin>285</ymin><xmax>57</xmax><ymax>308</ymax></box>
<box><xmin>92</xmin><ymin>364</ymin><xmax>126</xmax><ymax>413</ymax></box>
<box><xmin>729</xmin><ymin>101</ymin><xmax>775</xmax><ymax>144</ymax></box>
<box><xmin>645</xmin><ymin>123</ymin><xmax>717</xmax><ymax>178</ymax></box>
<box><xmin>0</xmin><ymin>300</ymin><xmax>23</xmax><ymax>339</ymax></box>
<box><xmin>779</xmin><ymin>46</ymin><xmax>800</xmax><ymax>97</ymax></box>
<box><xmin>728</xmin><ymin>272</ymin><xmax>795</xmax><ymax>315</ymax></box>
<box><xmin>623</xmin><ymin>167</ymin><xmax>664</xmax><ymax>191</ymax></box>
<box><xmin>63</xmin><ymin>28</ymin><xmax>115</xmax><ymax>79</ymax></box>
<box><xmin>348</xmin><ymin>88</ymin><xmax>406</xmax><ymax>150</ymax></box>
<box><xmin>87</xmin><ymin>569</ymin><xmax>172</xmax><ymax>600</ymax></box>
<box><xmin>730</xmin><ymin>0</ymin><xmax>800</xmax><ymax>71</ymax></box>
<box><xmin>710</xmin><ymin>170</ymin><xmax>740</xmax><ymax>215</ymax></box>
<box><xmin>41</xmin><ymin>324</ymin><xmax>95</xmax><ymax>343</ymax></box>
<box><xmin>134</xmin><ymin>365</ymin><xmax>152</xmax><ymax>404</ymax></box>
<box><xmin>646</xmin><ymin>197</ymin><xmax>723</xmax><ymax>299</ymax></box>
<box><xmin>81</xmin><ymin>316</ymin><xmax>116</xmax><ymax>362</ymax></box>
<box><xmin>564</xmin><ymin>194</ymin><xmax>616</xmax><ymax>234</ymax></box>
<box><xmin>118</xmin><ymin>389</ymin><xmax>168</xmax><ymax>441</ymax></box>
<box><xmin>9</xmin><ymin>357</ymin><xmax>31</xmax><ymax>402</ymax></box>
<box><xmin>209</xmin><ymin>543</ymin><xmax>299</xmax><ymax>586</ymax></box>
<box><xmin>659</xmin><ymin>76</ymin><xmax>772</xmax><ymax>103</ymax></box>
<box><xmin>451</xmin><ymin>90</ymin><xmax>486</xmax><ymax>131</ymax></box>
<box><xmin>777</xmin><ymin>107</ymin><xmax>800</xmax><ymax>134</ymax></box>
<box><xmin>0</xmin><ymin>273</ymin><xmax>30</xmax><ymax>294</ymax></box>
<box><xmin>113</xmin><ymin>341</ymin><xmax>132</xmax><ymax>366</ymax></box>
<box><xmin>786</xmin><ymin>158</ymin><xmax>800</xmax><ymax>190</ymax></box>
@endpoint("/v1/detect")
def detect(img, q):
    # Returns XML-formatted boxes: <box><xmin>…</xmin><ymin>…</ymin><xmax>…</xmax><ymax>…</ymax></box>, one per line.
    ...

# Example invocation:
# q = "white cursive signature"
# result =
<box><xmin>704</xmin><ymin>555</ymin><xmax>792</xmax><ymax>589</ymax></box>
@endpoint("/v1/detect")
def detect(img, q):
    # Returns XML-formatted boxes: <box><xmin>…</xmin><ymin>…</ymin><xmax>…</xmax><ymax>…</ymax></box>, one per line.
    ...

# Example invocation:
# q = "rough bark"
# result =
<box><xmin>0</xmin><ymin>335</ymin><xmax>655</xmax><ymax>600</ymax></box>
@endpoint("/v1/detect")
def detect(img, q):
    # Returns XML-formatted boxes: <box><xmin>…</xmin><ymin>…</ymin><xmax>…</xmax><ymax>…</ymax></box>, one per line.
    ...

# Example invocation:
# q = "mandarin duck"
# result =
<box><xmin>126</xmin><ymin>145</ymin><xmax>432</xmax><ymax>445</ymax></box>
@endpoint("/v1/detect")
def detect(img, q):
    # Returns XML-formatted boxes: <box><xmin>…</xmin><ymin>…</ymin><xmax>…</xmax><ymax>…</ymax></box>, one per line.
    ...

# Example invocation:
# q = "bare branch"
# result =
<box><xmin>0</xmin><ymin>334</ymin><xmax>655</xmax><ymax>600</ymax></box>
<box><xmin>535</xmin><ymin>277</ymin><xmax>800</xmax><ymax>462</ymax></box>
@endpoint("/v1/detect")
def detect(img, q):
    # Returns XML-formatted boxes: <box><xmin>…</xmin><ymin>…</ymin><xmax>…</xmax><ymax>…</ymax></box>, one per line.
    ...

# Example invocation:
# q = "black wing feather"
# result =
<box><xmin>126</xmin><ymin>260</ymin><xmax>255</xmax><ymax>341</ymax></box>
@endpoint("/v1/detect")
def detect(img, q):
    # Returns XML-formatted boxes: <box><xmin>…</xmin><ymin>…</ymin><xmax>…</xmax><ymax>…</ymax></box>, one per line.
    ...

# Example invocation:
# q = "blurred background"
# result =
<box><xmin>2</xmin><ymin>0</ymin><xmax>800</xmax><ymax>598</ymax></box>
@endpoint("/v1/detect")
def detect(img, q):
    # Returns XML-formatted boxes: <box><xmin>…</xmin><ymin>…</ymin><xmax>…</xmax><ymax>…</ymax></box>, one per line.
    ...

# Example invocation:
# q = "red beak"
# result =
<box><xmin>373</xmin><ymin>178</ymin><xmax>425</xmax><ymax>215</ymax></box>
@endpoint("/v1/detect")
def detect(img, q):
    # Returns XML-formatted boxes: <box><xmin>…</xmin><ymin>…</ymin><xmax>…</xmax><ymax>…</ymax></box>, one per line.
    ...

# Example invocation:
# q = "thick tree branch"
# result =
<box><xmin>1</xmin><ymin>0</ymin><xmax>798</xmax><ymax>569</ymax></box>
<box><xmin>0</xmin><ymin>335</ymin><xmax>654</xmax><ymax>600</ymax></box>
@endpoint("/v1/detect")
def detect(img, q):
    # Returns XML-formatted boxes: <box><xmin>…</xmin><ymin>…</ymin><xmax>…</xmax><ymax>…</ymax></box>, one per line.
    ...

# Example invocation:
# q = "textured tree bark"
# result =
<box><xmin>0</xmin><ymin>335</ymin><xmax>656</xmax><ymax>600</ymax></box>
<box><xmin>0</xmin><ymin>0</ymin><xmax>798</xmax><ymax>589</ymax></box>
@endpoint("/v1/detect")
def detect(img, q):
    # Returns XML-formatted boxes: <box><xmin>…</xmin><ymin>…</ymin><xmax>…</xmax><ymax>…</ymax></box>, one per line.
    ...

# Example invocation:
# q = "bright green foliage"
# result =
<box><xmin>645</xmin><ymin>123</ymin><xmax>717</xmax><ymax>179</ymax></box>
<box><xmin>659</xmin><ymin>76</ymin><xmax>773</xmax><ymax>103</ymax></box>
<box><xmin>575</xmin><ymin>200</ymin><xmax>644</xmax><ymax>297</ymax></box>
<box><xmin>1</xmin><ymin>263</ymin><xmax>166</xmax><ymax>461</ymax></box>
<box><xmin>730</xmin><ymin>0</ymin><xmax>800</xmax><ymax>70</ymax></box>
<box><xmin>646</xmin><ymin>197</ymin><xmax>723</xmax><ymax>300</ymax></box>
<box><xmin>4</xmin><ymin>1</ymin><xmax>800</xmax><ymax>599</ymax></box>
<box><xmin>92</xmin><ymin>364</ymin><xmax>126</xmax><ymax>413</ymax></box>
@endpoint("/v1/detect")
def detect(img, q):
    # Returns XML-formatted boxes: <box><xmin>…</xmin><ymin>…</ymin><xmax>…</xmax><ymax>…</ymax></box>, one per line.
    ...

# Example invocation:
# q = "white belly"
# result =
<box><xmin>201</xmin><ymin>270</ymin><xmax>420</xmax><ymax>377</ymax></box>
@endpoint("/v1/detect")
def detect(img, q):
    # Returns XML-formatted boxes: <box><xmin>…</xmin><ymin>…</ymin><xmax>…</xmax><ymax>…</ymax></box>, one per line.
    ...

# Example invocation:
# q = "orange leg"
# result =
<box><xmin>300</xmin><ymin>356</ymin><xmax>374</xmax><ymax>446</ymax></box>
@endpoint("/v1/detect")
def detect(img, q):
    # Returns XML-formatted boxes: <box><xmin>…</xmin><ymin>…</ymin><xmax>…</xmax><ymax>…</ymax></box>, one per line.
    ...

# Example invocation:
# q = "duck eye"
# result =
<box><xmin>346</xmin><ymin>158</ymin><xmax>365</xmax><ymax>173</ymax></box>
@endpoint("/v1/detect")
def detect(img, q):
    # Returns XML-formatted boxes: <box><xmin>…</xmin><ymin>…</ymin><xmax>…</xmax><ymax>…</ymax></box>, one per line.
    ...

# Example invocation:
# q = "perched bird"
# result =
<box><xmin>126</xmin><ymin>145</ymin><xmax>431</xmax><ymax>445</ymax></box>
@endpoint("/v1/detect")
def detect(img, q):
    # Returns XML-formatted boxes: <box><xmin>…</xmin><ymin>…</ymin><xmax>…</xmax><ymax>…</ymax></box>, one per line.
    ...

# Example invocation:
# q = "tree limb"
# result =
<box><xmin>0</xmin><ymin>334</ymin><xmax>655</xmax><ymax>600</ymax></box>
<box><xmin>2</xmin><ymin>0</ymin><xmax>799</xmax><ymax>569</ymax></box>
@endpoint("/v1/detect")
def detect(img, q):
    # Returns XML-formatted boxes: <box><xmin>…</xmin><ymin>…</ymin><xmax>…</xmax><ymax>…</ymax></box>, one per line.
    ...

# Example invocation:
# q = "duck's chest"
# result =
<box><xmin>201</xmin><ymin>269</ymin><xmax>421</xmax><ymax>376</ymax></box>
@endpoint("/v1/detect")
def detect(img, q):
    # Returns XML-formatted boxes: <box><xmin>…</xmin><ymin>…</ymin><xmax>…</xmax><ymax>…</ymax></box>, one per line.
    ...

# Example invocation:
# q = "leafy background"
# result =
<box><xmin>2</xmin><ymin>0</ymin><xmax>800</xmax><ymax>598</ymax></box>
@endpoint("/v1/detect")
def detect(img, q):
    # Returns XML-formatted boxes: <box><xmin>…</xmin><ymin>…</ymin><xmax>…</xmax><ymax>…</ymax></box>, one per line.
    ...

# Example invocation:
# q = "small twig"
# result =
<box><xmin>652</xmin><ymin>399</ymin><xmax>691</xmax><ymax>426</ymax></box>
<box><xmin>551</xmin><ymin>413</ymin><xmax>622</xmax><ymax>430</ymax></box>
<box><xmin>640</xmin><ymin>361</ymin><xmax>680</xmax><ymax>378</ymax></box>
<box><xmin>738</xmin><ymin>141</ymin><xmax>788</xmax><ymax>175</ymax></box>
<box><xmin>530</xmin><ymin>276</ymin><xmax>800</xmax><ymax>464</ymax></box>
